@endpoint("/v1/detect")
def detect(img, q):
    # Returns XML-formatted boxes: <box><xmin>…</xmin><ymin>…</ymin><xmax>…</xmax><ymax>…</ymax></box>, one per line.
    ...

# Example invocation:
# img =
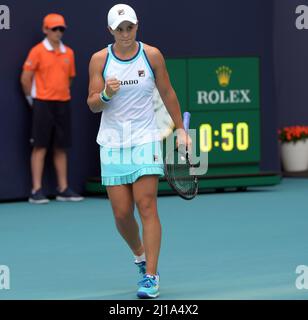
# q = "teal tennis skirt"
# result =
<box><xmin>100</xmin><ymin>141</ymin><xmax>165</xmax><ymax>186</ymax></box>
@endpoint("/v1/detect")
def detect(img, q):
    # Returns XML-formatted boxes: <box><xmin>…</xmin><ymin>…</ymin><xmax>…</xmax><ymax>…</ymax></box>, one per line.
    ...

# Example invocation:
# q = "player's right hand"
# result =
<box><xmin>105</xmin><ymin>77</ymin><xmax>121</xmax><ymax>98</ymax></box>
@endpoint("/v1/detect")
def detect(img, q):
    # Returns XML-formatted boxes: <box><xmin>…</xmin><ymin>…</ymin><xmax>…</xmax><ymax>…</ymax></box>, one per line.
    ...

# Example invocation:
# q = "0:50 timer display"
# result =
<box><xmin>200</xmin><ymin>122</ymin><xmax>249</xmax><ymax>152</ymax></box>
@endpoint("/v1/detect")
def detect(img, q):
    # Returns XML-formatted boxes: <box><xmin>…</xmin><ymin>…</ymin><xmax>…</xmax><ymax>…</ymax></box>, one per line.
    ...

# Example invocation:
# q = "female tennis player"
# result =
<box><xmin>87</xmin><ymin>3</ymin><xmax>191</xmax><ymax>299</ymax></box>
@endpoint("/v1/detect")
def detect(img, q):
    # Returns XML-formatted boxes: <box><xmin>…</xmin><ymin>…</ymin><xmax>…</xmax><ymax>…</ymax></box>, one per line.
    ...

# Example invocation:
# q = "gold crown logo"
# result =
<box><xmin>216</xmin><ymin>66</ymin><xmax>232</xmax><ymax>87</ymax></box>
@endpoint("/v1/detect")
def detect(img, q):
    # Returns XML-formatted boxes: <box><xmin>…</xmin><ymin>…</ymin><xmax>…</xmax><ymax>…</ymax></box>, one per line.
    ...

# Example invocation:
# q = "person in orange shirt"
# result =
<box><xmin>21</xmin><ymin>13</ymin><xmax>83</xmax><ymax>204</ymax></box>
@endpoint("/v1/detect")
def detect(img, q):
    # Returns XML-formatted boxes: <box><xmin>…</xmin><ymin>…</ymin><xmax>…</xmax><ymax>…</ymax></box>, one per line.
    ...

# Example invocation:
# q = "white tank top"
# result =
<box><xmin>96</xmin><ymin>42</ymin><xmax>160</xmax><ymax>148</ymax></box>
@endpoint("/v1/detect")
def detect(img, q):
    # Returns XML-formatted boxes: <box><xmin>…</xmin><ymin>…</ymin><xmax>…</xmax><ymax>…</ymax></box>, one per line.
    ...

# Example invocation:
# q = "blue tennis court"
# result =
<box><xmin>1</xmin><ymin>178</ymin><xmax>307</xmax><ymax>300</ymax></box>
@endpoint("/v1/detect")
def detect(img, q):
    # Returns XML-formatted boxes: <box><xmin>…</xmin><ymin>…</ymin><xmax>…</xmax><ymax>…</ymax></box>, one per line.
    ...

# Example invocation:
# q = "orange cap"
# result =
<box><xmin>43</xmin><ymin>13</ymin><xmax>66</xmax><ymax>29</ymax></box>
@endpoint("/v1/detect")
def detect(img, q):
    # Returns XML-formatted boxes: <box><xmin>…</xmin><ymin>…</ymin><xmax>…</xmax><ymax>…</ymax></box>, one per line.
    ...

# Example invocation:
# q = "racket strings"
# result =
<box><xmin>165</xmin><ymin>150</ymin><xmax>197</xmax><ymax>197</ymax></box>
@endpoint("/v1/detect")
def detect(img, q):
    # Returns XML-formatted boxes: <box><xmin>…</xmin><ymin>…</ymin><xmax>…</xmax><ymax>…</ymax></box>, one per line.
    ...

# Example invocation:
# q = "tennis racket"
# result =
<box><xmin>164</xmin><ymin>112</ymin><xmax>198</xmax><ymax>200</ymax></box>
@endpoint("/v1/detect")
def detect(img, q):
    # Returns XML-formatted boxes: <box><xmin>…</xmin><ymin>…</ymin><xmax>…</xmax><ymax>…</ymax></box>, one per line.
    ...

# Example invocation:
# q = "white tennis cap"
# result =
<box><xmin>108</xmin><ymin>4</ymin><xmax>138</xmax><ymax>30</ymax></box>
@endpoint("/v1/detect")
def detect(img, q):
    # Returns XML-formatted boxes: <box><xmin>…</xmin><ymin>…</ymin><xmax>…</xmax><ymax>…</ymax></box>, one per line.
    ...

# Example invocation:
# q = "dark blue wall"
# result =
<box><xmin>0</xmin><ymin>0</ymin><xmax>278</xmax><ymax>200</ymax></box>
<box><xmin>274</xmin><ymin>0</ymin><xmax>308</xmax><ymax>128</ymax></box>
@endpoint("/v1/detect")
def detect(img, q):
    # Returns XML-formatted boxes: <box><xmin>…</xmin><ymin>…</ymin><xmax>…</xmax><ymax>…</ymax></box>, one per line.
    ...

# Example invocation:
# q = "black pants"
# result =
<box><xmin>31</xmin><ymin>99</ymin><xmax>72</xmax><ymax>148</ymax></box>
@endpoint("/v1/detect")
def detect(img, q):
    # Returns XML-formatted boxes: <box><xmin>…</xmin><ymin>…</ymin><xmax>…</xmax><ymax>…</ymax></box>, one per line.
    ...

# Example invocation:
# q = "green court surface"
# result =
<box><xmin>0</xmin><ymin>178</ymin><xmax>308</xmax><ymax>300</ymax></box>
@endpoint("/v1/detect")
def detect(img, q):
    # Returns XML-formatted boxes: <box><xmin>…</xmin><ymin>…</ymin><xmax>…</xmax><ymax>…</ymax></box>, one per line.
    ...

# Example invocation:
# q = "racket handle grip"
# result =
<box><xmin>183</xmin><ymin>112</ymin><xmax>191</xmax><ymax>132</ymax></box>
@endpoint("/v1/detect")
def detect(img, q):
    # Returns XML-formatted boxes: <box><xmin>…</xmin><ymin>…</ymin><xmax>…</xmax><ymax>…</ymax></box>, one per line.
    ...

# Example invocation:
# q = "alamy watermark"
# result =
<box><xmin>295</xmin><ymin>5</ymin><xmax>308</xmax><ymax>30</ymax></box>
<box><xmin>295</xmin><ymin>265</ymin><xmax>308</xmax><ymax>290</ymax></box>
<box><xmin>99</xmin><ymin>124</ymin><xmax>208</xmax><ymax>176</ymax></box>
<box><xmin>0</xmin><ymin>5</ymin><xmax>10</xmax><ymax>30</ymax></box>
<box><xmin>0</xmin><ymin>265</ymin><xmax>10</xmax><ymax>290</ymax></box>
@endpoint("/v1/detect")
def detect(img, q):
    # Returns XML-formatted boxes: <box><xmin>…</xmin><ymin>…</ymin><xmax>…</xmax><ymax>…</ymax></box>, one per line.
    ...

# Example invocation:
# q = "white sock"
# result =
<box><xmin>146</xmin><ymin>274</ymin><xmax>159</xmax><ymax>281</ymax></box>
<box><xmin>134</xmin><ymin>253</ymin><xmax>146</xmax><ymax>263</ymax></box>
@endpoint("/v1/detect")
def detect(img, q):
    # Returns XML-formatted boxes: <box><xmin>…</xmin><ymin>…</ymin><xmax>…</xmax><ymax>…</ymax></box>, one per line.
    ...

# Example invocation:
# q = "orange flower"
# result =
<box><xmin>278</xmin><ymin>126</ymin><xmax>308</xmax><ymax>142</ymax></box>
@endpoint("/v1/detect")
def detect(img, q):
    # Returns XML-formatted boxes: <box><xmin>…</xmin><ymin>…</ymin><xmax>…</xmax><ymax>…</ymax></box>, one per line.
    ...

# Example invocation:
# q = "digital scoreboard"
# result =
<box><xmin>156</xmin><ymin>57</ymin><xmax>280</xmax><ymax>192</ymax></box>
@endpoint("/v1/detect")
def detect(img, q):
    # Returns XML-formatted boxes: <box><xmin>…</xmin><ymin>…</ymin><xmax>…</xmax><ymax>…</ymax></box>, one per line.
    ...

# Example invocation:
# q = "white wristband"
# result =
<box><xmin>100</xmin><ymin>89</ymin><xmax>111</xmax><ymax>103</ymax></box>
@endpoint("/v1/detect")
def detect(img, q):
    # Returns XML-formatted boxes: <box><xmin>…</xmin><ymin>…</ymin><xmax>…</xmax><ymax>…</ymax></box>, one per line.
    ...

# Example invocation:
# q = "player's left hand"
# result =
<box><xmin>176</xmin><ymin>128</ymin><xmax>192</xmax><ymax>152</ymax></box>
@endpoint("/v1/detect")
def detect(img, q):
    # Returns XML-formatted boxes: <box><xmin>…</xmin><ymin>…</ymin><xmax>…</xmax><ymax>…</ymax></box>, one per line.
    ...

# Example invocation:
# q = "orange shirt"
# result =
<box><xmin>23</xmin><ymin>38</ymin><xmax>76</xmax><ymax>101</ymax></box>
